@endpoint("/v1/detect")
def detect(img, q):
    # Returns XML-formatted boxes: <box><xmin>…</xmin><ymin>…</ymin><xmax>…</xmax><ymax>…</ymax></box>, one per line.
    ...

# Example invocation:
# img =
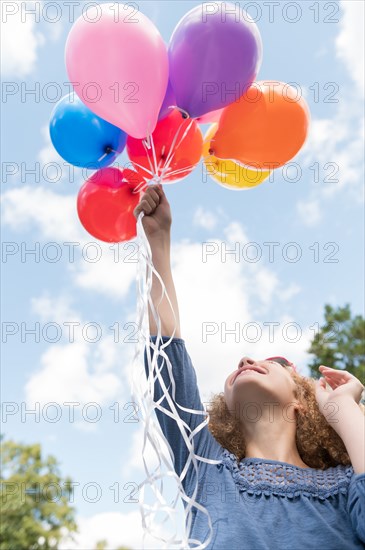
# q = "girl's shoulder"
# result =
<box><xmin>220</xmin><ymin>448</ymin><xmax>355</xmax><ymax>500</ymax></box>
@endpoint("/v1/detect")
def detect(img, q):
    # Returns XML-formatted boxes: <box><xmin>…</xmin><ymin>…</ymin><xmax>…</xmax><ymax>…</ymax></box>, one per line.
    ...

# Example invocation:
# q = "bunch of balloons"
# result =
<box><xmin>50</xmin><ymin>1</ymin><xmax>310</xmax><ymax>243</ymax></box>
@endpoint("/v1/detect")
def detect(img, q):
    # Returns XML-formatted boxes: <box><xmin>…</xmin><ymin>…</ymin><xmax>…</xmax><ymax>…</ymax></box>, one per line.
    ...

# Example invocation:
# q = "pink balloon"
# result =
<box><xmin>196</xmin><ymin>108</ymin><xmax>224</xmax><ymax>125</ymax></box>
<box><xmin>65</xmin><ymin>3</ymin><xmax>168</xmax><ymax>139</ymax></box>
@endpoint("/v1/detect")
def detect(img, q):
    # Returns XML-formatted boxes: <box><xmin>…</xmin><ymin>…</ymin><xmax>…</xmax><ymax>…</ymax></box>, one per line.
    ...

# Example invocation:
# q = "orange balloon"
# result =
<box><xmin>211</xmin><ymin>81</ymin><xmax>310</xmax><ymax>169</ymax></box>
<box><xmin>127</xmin><ymin>109</ymin><xmax>203</xmax><ymax>183</ymax></box>
<box><xmin>203</xmin><ymin>124</ymin><xmax>270</xmax><ymax>190</ymax></box>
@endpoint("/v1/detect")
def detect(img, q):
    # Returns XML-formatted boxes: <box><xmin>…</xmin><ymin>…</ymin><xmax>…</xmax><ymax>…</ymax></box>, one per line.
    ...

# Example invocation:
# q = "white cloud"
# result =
<box><xmin>296</xmin><ymin>198</ymin><xmax>322</xmax><ymax>227</ymax></box>
<box><xmin>1</xmin><ymin>1</ymin><xmax>45</xmax><ymax>77</ymax></box>
<box><xmin>223</xmin><ymin>220</ymin><xmax>248</xmax><ymax>243</ymax></box>
<box><xmin>295</xmin><ymin>1</ymin><xmax>365</xmax><ymax>222</ymax></box>
<box><xmin>300</xmin><ymin>106</ymin><xmax>364</xmax><ymax>199</ymax></box>
<box><xmin>1</xmin><ymin>185</ymin><xmax>138</xmax><ymax>299</ymax></box>
<box><xmin>25</xmin><ymin>295</ymin><xmax>128</xmax><ymax>408</ymax></box>
<box><xmin>297</xmin><ymin>109</ymin><xmax>364</xmax><ymax>224</ymax></box>
<box><xmin>249</xmin><ymin>267</ymin><xmax>279</xmax><ymax>310</ymax></box>
<box><xmin>193</xmin><ymin>207</ymin><xmax>218</xmax><ymax>230</ymax></box>
<box><xmin>25</xmin><ymin>339</ymin><xmax>122</xmax><ymax>406</ymax></box>
<box><xmin>336</xmin><ymin>0</ymin><xmax>365</xmax><ymax>95</ymax></box>
<box><xmin>58</xmin><ymin>510</ymin><xmax>170</xmax><ymax>550</ymax></box>
<box><xmin>122</xmin><ymin>424</ymin><xmax>172</xmax><ymax>478</ymax></box>
<box><xmin>220</xmin><ymin>222</ymin><xmax>301</xmax><ymax>311</ymax></box>
<box><xmin>1</xmin><ymin>186</ymin><xmax>84</xmax><ymax>242</ymax></box>
<box><xmin>31</xmin><ymin>292</ymin><xmax>79</xmax><ymax>324</ymax></box>
<box><xmin>277</xmin><ymin>283</ymin><xmax>301</xmax><ymax>302</ymax></box>
<box><xmin>70</xmin><ymin>245</ymin><xmax>137</xmax><ymax>300</ymax></box>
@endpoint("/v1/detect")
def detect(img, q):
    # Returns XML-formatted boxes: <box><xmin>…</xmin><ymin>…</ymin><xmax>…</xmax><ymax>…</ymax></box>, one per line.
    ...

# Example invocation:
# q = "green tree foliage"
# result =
<box><xmin>307</xmin><ymin>304</ymin><xmax>365</xmax><ymax>383</ymax></box>
<box><xmin>0</xmin><ymin>438</ymin><xmax>78</xmax><ymax>549</ymax></box>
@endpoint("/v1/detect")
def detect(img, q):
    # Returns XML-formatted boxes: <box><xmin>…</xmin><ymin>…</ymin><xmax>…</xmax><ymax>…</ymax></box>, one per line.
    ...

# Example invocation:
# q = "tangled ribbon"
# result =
<box><xmin>130</xmin><ymin>211</ymin><xmax>221</xmax><ymax>548</ymax></box>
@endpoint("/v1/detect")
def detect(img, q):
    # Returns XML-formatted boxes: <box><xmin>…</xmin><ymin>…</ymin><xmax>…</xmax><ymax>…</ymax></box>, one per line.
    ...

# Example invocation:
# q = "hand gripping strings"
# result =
<box><xmin>130</xmin><ymin>211</ymin><xmax>221</xmax><ymax>549</ymax></box>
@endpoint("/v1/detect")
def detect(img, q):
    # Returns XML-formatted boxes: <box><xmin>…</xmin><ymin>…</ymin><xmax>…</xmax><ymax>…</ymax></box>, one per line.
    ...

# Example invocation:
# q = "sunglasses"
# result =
<box><xmin>265</xmin><ymin>356</ymin><xmax>297</xmax><ymax>372</ymax></box>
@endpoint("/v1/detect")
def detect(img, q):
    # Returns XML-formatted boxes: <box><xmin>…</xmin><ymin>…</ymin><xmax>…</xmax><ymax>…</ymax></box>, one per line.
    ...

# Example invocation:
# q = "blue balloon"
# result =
<box><xmin>49</xmin><ymin>93</ymin><xmax>127</xmax><ymax>169</ymax></box>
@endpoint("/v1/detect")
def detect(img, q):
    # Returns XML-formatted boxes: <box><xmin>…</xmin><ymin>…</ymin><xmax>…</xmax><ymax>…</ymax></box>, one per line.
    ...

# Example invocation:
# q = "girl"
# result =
<box><xmin>134</xmin><ymin>184</ymin><xmax>365</xmax><ymax>550</ymax></box>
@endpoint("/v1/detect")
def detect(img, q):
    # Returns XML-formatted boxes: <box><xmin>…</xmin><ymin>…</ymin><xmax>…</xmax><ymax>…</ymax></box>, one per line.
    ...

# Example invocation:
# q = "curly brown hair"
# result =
<box><xmin>206</xmin><ymin>371</ymin><xmax>365</xmax><ymax>470</ymax></box>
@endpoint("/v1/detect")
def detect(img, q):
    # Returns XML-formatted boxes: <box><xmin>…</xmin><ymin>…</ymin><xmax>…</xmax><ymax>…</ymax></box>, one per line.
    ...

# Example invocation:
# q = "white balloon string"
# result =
<box><xmin>149</xmin><ymin>133</ymin><xmax>160</xmax><ymax>179</ymax></box>
<box><xmin>130</xmin><ymin>210</ymin><xmax>221</xmax><ymax>549</ymax></box>
<box><xmin>174</xmin><ymin>106</ymin><xmax>190</xmax><ymax>119</ymax></box>
<box><xmin>130</xmin><ymin>178</ymin><xmax>149</xmax><ymax>195</ymax></box>
<box><xmin>142</xmin><ymin>136</ymin><xmax>158</xmax><ymax>180</ymax></box>
<box><xmin>130</xmin><ymin>160</ymin><xmax>155</xmax><ymax>178</ymax></box>
<box><xmin>143</xmin><ymin>134</ymin><xmax>152</xmax><ymax>150</ymax></box>
<box><xmin>161</xmin><ymin>119</ymin><xmax>194</xmax><ymax>179</ymax></box>
<box><xmin>132</xmin><ymin>115</ymin><xmax>195</xmax><ymax>188</ymax></box>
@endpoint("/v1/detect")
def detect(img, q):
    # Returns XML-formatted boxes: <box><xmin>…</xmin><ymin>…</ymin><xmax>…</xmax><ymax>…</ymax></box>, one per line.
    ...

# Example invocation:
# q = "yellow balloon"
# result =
<box><xmin>203</xmin><ymin>124</ymin><xmax>271</xmax><ymax>190</ymax></box>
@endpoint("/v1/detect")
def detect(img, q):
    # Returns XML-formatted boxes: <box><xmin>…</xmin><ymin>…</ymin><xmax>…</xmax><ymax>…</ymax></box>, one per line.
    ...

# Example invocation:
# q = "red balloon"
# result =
<box><xmin>127</xmin><ymin>109</ymin><xmax>203</xmax><ymax>183</ymax></box>
<box><xmin>77</xmin><ymin>167</ymin><xmax>145</xmax><ymax>243</ymax></box>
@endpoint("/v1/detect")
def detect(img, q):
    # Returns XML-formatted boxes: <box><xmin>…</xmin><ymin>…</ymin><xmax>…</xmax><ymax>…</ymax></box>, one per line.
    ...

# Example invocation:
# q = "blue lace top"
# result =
<box><xmin>144</xmin><ymin>337</ymin><xmax>365</xmax><ymax>549</ymax></box>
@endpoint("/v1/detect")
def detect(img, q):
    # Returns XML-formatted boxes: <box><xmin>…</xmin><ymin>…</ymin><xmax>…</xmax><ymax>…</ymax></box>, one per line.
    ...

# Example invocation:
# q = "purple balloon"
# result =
<box><xmin>158</xmin><ymin>80</ymin><xmax>176</xmax><ymax>120</ymax></box>
<box><xmin>168</xmin><ymin>2</ymin><xmax>263</xmax><ymax>118</ymax></box>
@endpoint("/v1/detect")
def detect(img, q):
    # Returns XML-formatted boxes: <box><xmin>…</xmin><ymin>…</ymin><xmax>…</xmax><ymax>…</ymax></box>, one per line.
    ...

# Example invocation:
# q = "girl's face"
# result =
<box><xmin>224</xmin><ymin>356</ymin><xmax>299</xmax><ymax>419</ymax></box>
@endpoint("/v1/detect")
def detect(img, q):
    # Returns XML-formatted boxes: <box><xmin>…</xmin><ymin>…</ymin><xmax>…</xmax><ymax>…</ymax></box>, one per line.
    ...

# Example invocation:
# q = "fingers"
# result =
<box><xmin>319</xmin><ymin>365</ymin><xmax>356</xmax><ymax>385</ymax></box>
<box><xmin>142</xmin><ymin>184</ymin><xmax>162</xmax><ymax>203</ymax></box>
<box><xmin>319</xmin><ymin>367</ymin><xmax>364</xmax><ymax>396</ymax></box>
<box><xmin>135</xmin><ymin>199</ymin><xmax>153</xmax><ymax>216</ymax></box>
<box><xmin>322</xmin><ymin>374</ymin><xmax>347</xmax><ymax>384</ymax></box>
<box><xmin>323</xmin><ymin>378</ymin><xmax>340</xmax><ymax>389</ymax></box>
<box><xmin>317</xmin><ymin>377</ymin><xmax>333</xmax><ymax>390</ymax></box>
<box><xmin>318</xmin><ymin>366</ymin><xmax>352</xmax><ymax>390</ymax></box>
<box><xmin>320</xmin><ymin>371</ymin><xmax>345</xmax><ymax>385</ymax></box>
<box><xmin>319</xmin><ymin>365</ymin><xmax>348</xmax><ymax>373</ymax></box>
<box><xmin>319</xmin><ymin>366</ymin><xmax>351</xmax><ymax>379</ymax></box>
<box><xmin>133</xmin><ymin>183</ymin><xmax>163</xmax><ymax>218</ymax></box>
<box><xmin>317</xmin><ymin>378</ymin><xmax>327</xmax><ymax>389</ymax></box>
<box><xmin>153</xmin><ymin>183</ymin><xmax>168</xmax><ymax>205</ymax></box>
<box><xmin>143</xmin><ymin>193</ymin><xmax>159</xmax><ymax>211</ymax></box>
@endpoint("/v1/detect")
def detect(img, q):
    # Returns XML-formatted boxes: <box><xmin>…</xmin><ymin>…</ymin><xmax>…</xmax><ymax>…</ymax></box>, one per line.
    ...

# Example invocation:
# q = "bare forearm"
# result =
<box><xmin>330</xmin><ymin>398</ymin><xmax>365</xmax><ymax>474</ymax></box>
<box><xmin>148</xmin><ymin>232</ymin><xmax>181</xmax><ymax>338</ymax></box>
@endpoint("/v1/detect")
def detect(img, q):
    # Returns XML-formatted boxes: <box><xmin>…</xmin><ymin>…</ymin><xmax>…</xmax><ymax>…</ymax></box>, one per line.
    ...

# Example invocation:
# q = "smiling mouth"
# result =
<box><xmin>233</xmin><ymin>368</ymin><xmax>266</xmax><ymax>383</ymax></box>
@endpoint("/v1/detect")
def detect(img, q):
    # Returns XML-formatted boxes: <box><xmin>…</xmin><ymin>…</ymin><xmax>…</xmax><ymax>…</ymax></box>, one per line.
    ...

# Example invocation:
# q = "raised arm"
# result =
<box><xmin>133</xmin><ymin>183</ymin><xmax>181</xmax><ymax>339</ymax></box>
<box><xmin>133</xmin><ymin>184</ymin><xmax>221</xmax><ymax>488</ymax></box>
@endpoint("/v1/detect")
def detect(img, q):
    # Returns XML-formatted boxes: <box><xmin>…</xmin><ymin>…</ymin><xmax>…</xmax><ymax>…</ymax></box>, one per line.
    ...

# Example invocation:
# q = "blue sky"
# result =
<box><xmin>1</xmin><ymin>1</ymin><xmax>364</xmax><ymax>548</ymax></box>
